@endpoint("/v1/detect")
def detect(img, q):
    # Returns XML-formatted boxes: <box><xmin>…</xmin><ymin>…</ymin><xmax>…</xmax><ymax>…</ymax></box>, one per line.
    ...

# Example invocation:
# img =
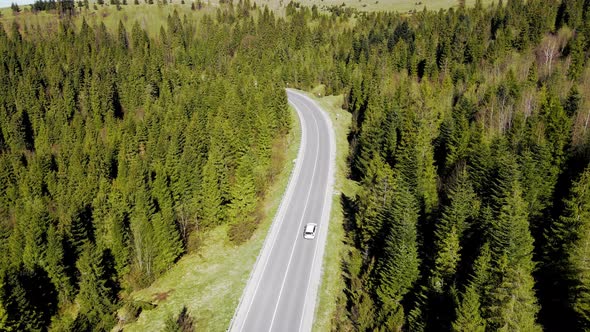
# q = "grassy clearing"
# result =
<box><xmin>301</xmin><ymin>87</ymin><xmax>358</xmax><ymax>332</ymax></box>
<box><xmin>0</xmin><ymin>3</ymin><xmax>215</xmax><ymax>36</ymax></box>
<box><xmin>257</xmin><ymin>0</ymin><xmax>495</xmax><ymax>13</ymax></box>
<box><xmin>0</xmin><ymin>0</ymin><xmax>497</xmax><ymax>25</ymax></box>
<box><xmin>119</xmin><ymin>108</ymin><xmax>301</xmax><ymax>332</ymax></box>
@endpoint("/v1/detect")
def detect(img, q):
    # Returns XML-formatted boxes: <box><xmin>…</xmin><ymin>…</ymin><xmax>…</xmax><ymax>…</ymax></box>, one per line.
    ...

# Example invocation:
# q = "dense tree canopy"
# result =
<box><xmin>2</xmin><ymin>0</ymin><xmax>590</xmax><ymax>330</ymax></box>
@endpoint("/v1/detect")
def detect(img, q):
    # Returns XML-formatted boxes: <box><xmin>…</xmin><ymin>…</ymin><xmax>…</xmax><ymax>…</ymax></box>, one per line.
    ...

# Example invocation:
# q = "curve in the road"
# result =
<box><xmin>228</xmin><ymin>89</ymin><xmax>335</xmax><ymax>332</ymax></box>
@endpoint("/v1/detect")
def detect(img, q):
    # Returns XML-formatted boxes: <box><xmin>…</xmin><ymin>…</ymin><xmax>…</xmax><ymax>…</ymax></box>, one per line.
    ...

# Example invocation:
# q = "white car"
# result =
<box><xmin>303</xmin><ymin>223</ymin><xmax>318</xmax><ymax>240</ymax></box>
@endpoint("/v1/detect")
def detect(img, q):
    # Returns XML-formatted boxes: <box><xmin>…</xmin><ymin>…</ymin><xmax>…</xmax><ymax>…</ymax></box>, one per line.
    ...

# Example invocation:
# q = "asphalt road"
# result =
<box><xmin>229</xmin><ymin>89</ymin><xmax>335</xmax><ymax>332</ymax></box>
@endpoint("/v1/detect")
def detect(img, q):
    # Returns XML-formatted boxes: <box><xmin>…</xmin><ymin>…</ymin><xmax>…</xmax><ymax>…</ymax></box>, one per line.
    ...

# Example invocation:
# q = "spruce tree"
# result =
<box><xmin>453</xmin><ymin>243</ymin><xmax>491</xmax><ymax>332</ymax></box>
<box><xmin>21</xmin><ymin>198</ymin><xmax>50</xmax><ymax>271</ymax></box>
<box><xmin>0</xmin><ymin>295</ymin><xmax>6</xmax><ymax>331</ymax></box>
<box><xmin>550</xmin><ymin>166</ymin><xmax>590</xmax><ymax>328</ymax></box>
<box><xmin>118</xmin><ymin>20</ymin><xmax>128</xmax><ymax>50</ymax></box>
<box><xmin>130</xmin><ymin>186</ymin><xmax>156</xmax><ymax>281</ymax></box>
<box><xmin>355</xmin><ymin>155</ymin><xmax>395</xmax><ymax>253</ymax></box>
<box><xmin>375</xmin><ymin>175</ymin><xmax>420</xmax><ymax>330</ymax></box>
<box><xmin>1</xmin><ymin>265</ymin><xmax>57</xmax><ymax>331</ymax></box>
<box><xmin>452</xmin><ymin>284</ymin><xmax>486</xmax><ymax>332</ymax></box>
<box><xmin>487</xmin><ymin>177</ymin><xmax>541</xmax><ymax>331</ymax></box>
<box><xmin>75</xmin><ymin>242</ymin><xmax>118</xmax><ymax>330</ymax></box>
<box><xmin>227</xmin><ymin>154</ymin><xmax>258</xmax><ymax>242</ymax></box>
<box><xmin>432</xmin><ymin>168</ymin><xmax>479</xmax><ymax>286</ymax></box>
<box><xmin>152</xmin><ymin>211</ymin><xmax>183</xmax><ymax>275</ymax></box>
<box><xmin>45</xmin><ymin>225</ymin><xmax>73</xmax><ymax>305</ymax></box>
<box><xmin>201</xmin><ymin>148</ymin><xmax>224</xmax><ymax>226</ymax></box>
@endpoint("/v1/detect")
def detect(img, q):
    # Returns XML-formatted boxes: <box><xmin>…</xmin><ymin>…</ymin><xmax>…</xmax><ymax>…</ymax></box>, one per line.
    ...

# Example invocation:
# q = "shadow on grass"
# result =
<box><xmin>340</xmin><ymin>193</ymin><xmax>357</xmax><ymax>245</ymax></box>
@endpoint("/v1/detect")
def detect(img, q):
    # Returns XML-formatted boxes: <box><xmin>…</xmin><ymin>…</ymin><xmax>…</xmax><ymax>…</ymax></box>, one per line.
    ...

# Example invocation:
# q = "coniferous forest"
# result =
<box><xmin>2</xmin><ymin>0</ymin><xmax>590</xmax><ymax>330</ymax></box>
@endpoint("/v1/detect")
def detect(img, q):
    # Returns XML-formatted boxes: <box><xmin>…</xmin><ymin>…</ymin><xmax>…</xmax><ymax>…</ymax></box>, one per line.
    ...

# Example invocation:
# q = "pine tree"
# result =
<box><xmin>564</xmin><ymin>84</ymin><xmax>582</xmax><ymax>116</ymax></box>
<box><xmin>118</xmin><ymin>20</ymin><xmax>129</xmax><ymax>50</ymax></box>
<box><xmin>354</xmin><ymin>93</ymin><xmax>386</xmax><ymax>176</ymax></box>
<box><xmin>21</xmin><ymin>198</ymin><xmax>49</xmax><ymax>271</ymax></box>
<box><xmin>227</xmin><ymin>154</ymin><xmax>258</xmax><ymax>243</ymax></box>
<box><xmin>540</xmin><ymin>90</ymin><xmax>572</xmax><ymax>169</ymax></box>
<box><xmin>201</xmin><ymin>147</ymin><xmax>225</xmax><ymax>226</ymax></box>
<box><xmin>486</xmin><ymin>175</ymin><xmax>541</xmax><ymax>331</ymax></box>
<box><xmin>0</xmin><ymin>277</ymin><xmax>8</xmax><ymax>331</ymax></box>
<box><xmin>1</xmin><ymin>265</ymin><xmax>57</xmax><ymax>331</ymax></box>
<box><xmin>355</xmin><ymin>155</ymin><xmax>395</xmax><ymax>253</ymax></box>
<box><xmin>152</xmin><ymin>211</ymin><xmax>183</xmax><ymax>275</ymax></box>
<box><xmin>432</xmin><ymin>168</ymin><xmax>479</xmax><ymax>287</ymax></box>
<box><xmin>44</xmin><ymin>225</ymin><xmax>73</xmax><ymax>305</ymax></box>
<box><xmin>568</xmin><ymin>34</ymin><xmax>586</xmax><ymax>81</ymax></box>
<box><xmin>550</xmin><ymin>166</ymin><xmax>590</xmax><ymax>328</ymax></box>
<box><xmin>375</xmin><ymin>175</ymin><xmax>420</xmax><ymax>330</ymax></box>
<box><xmin>453</xmin><ymin>243</ymin><xmax>491</xmax><ymax>332</ymax></box>
<box><xmin>130</xmin><ymin>186</ymin><xmax>156</xmax><ymax>281</ymax></box>
<box><xmin>452</xmin><ymin>281</ymin><xmax>486</xmax><ymax>332</ymax></box>
<box><xmin>106</xmin><ymin>186</ymin><xmax>131</xmax><ymax>276</ymax></box>
<box><xmin>76</xmin><ymin>242</ymin><xmax>118</xmax><ymax>330</ymax></box>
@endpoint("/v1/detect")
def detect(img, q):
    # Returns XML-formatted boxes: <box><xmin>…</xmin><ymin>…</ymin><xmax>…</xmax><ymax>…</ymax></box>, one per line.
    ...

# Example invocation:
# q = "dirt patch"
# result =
<box><xmin>153</xmin><ymin>289</ymin><xmax>175</xmax><ymax>302</ymax></box>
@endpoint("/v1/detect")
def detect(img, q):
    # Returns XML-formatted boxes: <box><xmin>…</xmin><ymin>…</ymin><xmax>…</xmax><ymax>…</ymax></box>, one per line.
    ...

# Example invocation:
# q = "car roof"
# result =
<box><xmin>305</xmin><ymin>223</ymin><xmax>316</xmax><ymax>231</ymax></box>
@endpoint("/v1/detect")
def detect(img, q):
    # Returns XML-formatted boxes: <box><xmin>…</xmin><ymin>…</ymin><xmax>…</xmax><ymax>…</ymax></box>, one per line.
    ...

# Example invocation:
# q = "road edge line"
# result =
<box><xmin>227</xmin><ymin>93</ymin><xmax>307</xmax><ymax>332</ymax></box>
<box><xmin>294</xmin><ymin>91</ymin><xmax>337</xmax><ymax>332</ymax></box>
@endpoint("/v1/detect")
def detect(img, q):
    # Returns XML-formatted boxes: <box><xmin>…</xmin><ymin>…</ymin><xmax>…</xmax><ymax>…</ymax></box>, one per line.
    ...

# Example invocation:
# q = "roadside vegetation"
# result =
<box><xmin>1</xmin><ymin>0</ymin><xmax>590</xmax><ymax>331</ymax></box>
<box><xmin>300</xmin><ymin>88</ymin><xmax>359</xmax><ymax>332</ymax></box>
<box><xmin>331</xmin><ymin>1</ymin><xmax>590</xmax><ymax>331</ymax></box>
<box><xmin>0</xmin><ymin>2</ymin><xmax>294</xmax><ymax>330</ymax></box>
<box><xmin>120</xmin><ymin>108</ymin><xmax>300</xmax><ymax>331</ymax></box>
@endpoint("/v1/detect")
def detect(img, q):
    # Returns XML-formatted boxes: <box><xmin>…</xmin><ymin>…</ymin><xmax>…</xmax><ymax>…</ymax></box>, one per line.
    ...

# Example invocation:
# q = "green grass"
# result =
<box><xmin>301</xmin><ymin>87</ymin><xmax>359</xmax><ymax>332</ymax></box>
<box><xmin>0</xmin><ymin>0</ymin><xmax>497</xmax><ymax>27</ymax></box>
<box><xmin>0</xmin><ymin>3</ymin><xmax>215</xmax><ymax>36</ymax></box>
<box><xmin>257</xmin><ymin>0</ymin><xmax>495</xmax><ymax>13</ymax></box>
<box><xmin>119</xmin><ymin>108</ymin><xmax>301</xmax><ymax>332</ymax></box>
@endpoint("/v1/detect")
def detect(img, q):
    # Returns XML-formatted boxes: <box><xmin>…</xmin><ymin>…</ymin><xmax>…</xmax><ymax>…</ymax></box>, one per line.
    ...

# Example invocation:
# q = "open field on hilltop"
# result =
<box><xmin>0</xmin><ymin>2</ymin><xmax>214</xmax><ymax>35</ymax></box>
<box><xmin>0</xmin><ymin>0</ymin><xmax>497</xmax><ymax>23</ymax></box>
<box><xmin>256</xmin><ymin>0</ymin><xmax>494</xmax><ymax>13</ymax></box>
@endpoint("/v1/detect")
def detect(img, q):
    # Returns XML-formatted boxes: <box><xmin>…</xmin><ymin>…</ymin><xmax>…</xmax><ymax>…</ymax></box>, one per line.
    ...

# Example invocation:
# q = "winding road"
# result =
<box><xmin>228</xmin><ymin>89</ymin><xmax>335</xmax><ymax>332</ymax></box>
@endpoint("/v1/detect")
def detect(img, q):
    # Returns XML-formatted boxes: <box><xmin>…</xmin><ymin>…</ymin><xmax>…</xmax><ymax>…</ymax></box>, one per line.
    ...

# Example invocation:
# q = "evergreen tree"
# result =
<box><xmin>227</xmin><ymin>154</ymin><xmax>258</xmax><ymax>243</ymax></box>
<box><xmin>452</xmin><ymin>283</ymin><xmax>486</xmax><ymax>332</ymax></box>
<box><xmin>152</xmin><ymin>211</ymin><xmax>183</xmax><ymax>275</ymax></box>
<box><xmin>487</xmin><ymin>175</ymin><xmax>541</xmax><ymax>331</ymax></box>
<box><xmin>431</xmin><ymin>168</ymin><xmax>479</xmax><ymax>287</ymax></box>
<box><xmin>540</xmin><ymin>90</ymin><xmax>572</xmax><ymax>169</ymax></box>
<box><xmin>453</xmin><ymin>243</ymin><xmax>491</xmax><ymax>332</ymax></box>
<box><xmin>0</xmin><ymin>285</ymin><xmax>7</xmax><ymax>331</ymax></box>
<box><xmin>75</xmin><ymin>242</ymin><xmax>118</xmax><ymax>330</ymax></box>
<box><xmin>1</xmin><ymin>265</ymin><xmax>57</xmax><ymax>331</ymax></box>
<box><xmin>374</xmin><ymin>175</ymin><xmax>420</xmax><ymax>330</ymax></box>
<box><xmin>21</xmin><ymin>198</ymin><xmax>49</xmax><ymax>271</ymax></box>
<box><xmin>549</xmin><ymin>166</ymin><xmax>590</xmax><ymax>328</ymax></box>
<box><xmin>201</xmin><ymin>147</ymin><xmax>225</xmax><ymax>226</ymax></box>
<box><xmin>355</xmin><ymin>155</ymin><xmax>395</xmax><ymax>253</ymax></box>
<box><xmin>568</xmin><ymin>34</ymin><xmax>586</xmax><ymax>81</ymax></box>
<box><xmin>163</xmin><ymin>306</ymin><xmax>194</xmax><ymax>332</ymax></box>
<box><xmin>118</xmin><ymin>20</ymin><xmax>129</xmax><ymax>50</ymax></box>
<box><xmin>129</xmin><ymin>186</ymin><xmax>156</xmax><ymax>281</ymax></box>
<box><xmin>45</xmin><ymin>225</ymin><xmax>73</xmax><ymax>305</ymax></box>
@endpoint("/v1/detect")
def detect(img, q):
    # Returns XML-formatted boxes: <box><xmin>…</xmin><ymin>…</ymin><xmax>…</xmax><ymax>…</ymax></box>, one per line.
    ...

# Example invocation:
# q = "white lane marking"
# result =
<box><xmin>268</xmin><ymin>95</ymin><xmax>321</xmax><ymax>332</ymax></box>
<box><xmin>297</xmin><ymin>97</ymin><xmax>328</xmax><ymax>332</ymax></box>
<box><xmin>234</xmin><ymin>98</ymin><xmax>308</xmax><ymax>332</ymax></box>
<box><xmin>290</xmin><ymin>90</ymin><xmax>336</xmax><ymax>332</ymax></box>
